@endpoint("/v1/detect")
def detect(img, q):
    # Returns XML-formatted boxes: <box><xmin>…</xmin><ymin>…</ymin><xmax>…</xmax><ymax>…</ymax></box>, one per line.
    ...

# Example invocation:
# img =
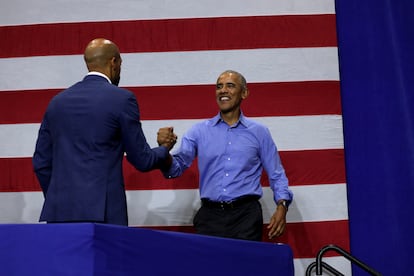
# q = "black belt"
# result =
<box><xmin>201</xmin><ymin>195</ymin><xmax>260</xmax><ymax>210</ymax></box>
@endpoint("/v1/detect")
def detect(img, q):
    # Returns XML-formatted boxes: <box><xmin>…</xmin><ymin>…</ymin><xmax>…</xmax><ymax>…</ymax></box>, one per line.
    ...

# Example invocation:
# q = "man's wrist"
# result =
<box><xmin>163</xmin><ymin>154</ymin><xmax>173</xmax><ymax>169</ymax></box>
<box><xmin>277</xmin><ymin>200</ymin><xmax>288</xmax><ymax>211</ymax></box>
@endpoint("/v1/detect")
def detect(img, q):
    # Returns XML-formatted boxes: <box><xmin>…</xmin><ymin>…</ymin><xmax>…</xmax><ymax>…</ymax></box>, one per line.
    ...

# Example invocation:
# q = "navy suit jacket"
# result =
<box><xmin>33</xmin><ymin>75</ymin><xmax>168</xmax><ymax>225</ymax></box>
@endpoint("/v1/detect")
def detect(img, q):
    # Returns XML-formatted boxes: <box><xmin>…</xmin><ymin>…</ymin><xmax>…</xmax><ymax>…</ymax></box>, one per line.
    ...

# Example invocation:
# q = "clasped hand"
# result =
<box><xmin>157</xmin><ymin>127</ymin><xmax>177</xmax><ymax>151</ymax></box>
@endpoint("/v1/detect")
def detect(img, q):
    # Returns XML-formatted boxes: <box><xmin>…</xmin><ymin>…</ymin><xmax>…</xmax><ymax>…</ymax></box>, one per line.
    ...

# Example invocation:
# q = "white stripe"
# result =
<box><xmin>0</xmin><ymin>184</ymin><xmax>347</xmax><ymax>225</ymax></box>
<box><xmin>126</xmin><ymin>189</ymin><xmax>200</xmax><ymax>227</ymax></box>
<box><xmin>126</xmin><ymin>185</ymin><xmax>348</xmax><ymax>227</ymax></box>
<box><xmin>294</xmin><ymin>256</ymin><xmax>352</xmax><ymax>276</ymax></box>
<box><xmin>0</xmin><ymin>47</ymin><xmax>339</xmax><ymax>91</ymax></box>
<box><xmin>262</xmin><ymin>185</ymin><xmax>348</xmax><ymax>223</ymax></box>
<box><xmin>147</xmin><ymin>115</ymin><xmax>345</xmax><ymax>151</ymax></box>
<box><xmin>0</xmin><ymin>115</ymin><xmax>343</xmax><ymax>158</ymax></box>
<box><xmin>0</xmin><ymin>0</ymin><xmax>335</xmax><ymax>26</ymax></box>
<box><xmin>0</xmin><ymin>192</ymin><xmax>44</xmax><ymax>223</ymax></box>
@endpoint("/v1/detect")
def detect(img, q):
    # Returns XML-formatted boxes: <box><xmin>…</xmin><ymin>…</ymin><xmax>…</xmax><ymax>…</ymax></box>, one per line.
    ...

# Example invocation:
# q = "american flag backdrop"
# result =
<box><xmin>0</xmin><ymin>0</ymin><xmax>350</xmax><ymax>274</ymax></box>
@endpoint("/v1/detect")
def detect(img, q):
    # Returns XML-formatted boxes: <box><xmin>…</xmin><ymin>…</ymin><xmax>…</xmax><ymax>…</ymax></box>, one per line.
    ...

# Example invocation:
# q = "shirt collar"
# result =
<box><xmin>87</xmin><ymin>71</ymin><xmax>112</xmax><ymax>84</ymax></box>
<box><xmin>211</xmin><ymin>111</ymin><xmax>249</xmax><ymax>127</ymax></box>
<box><xmin>238</xmin><ymin>113</ymin><xmax>249</xmax><ymax>127</ymax></box>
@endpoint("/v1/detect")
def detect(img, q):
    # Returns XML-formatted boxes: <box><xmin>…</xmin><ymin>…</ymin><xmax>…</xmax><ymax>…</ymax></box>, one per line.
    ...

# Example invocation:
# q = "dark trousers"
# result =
<box><xmin>193</xmin><ymin>198</ymin><xmax>263</xmax><ymax>241</ymax></box>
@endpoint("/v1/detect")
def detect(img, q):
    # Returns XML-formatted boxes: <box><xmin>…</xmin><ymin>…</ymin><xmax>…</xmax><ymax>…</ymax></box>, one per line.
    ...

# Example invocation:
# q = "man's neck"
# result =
<box><xmin>220</xmin><ymin>110</ymin><xmax>240</xmax><ymax>126</ymax></box>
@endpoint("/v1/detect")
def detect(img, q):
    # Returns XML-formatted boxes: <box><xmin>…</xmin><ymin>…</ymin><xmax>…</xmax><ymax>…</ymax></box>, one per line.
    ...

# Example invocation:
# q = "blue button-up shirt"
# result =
<box><xmin>164</xmin><ymin>113</ymin><xmax>293</xmax><ymax>204</ymax></box>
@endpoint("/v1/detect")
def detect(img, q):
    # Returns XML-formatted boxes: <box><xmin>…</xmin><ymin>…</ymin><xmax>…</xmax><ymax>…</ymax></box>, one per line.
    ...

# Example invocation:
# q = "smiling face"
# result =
<box><xmin>215</xmin><ymin>71</ymin><xmax>249</xmax><ymax>115</ymax></box>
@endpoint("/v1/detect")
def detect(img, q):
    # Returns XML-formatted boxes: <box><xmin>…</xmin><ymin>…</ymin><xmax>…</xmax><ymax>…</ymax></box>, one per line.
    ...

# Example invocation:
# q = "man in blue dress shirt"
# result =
<box><xmin>33</xmin><ymin>38</ymin><xmax>176</xmax><ymax>226</ymax></box>
<box><xmin>161</xmin><ymin>70</ymin><xmax>293</xmax><ymax>241</ymax></box>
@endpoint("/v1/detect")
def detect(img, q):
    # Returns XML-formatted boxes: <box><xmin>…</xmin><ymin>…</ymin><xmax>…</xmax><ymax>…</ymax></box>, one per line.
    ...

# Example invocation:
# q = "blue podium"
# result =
<box><xmin>0</xmin><ymin>223</ymin><xmax>294</xmax><ymax>275</ymax></box>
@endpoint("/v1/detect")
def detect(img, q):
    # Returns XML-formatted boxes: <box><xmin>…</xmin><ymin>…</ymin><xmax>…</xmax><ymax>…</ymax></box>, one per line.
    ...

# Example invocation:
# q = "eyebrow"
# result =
<box><xmin>216</xmin><ymin>82</ymin><xmax>236</xmax><ymax>86</ymax></box>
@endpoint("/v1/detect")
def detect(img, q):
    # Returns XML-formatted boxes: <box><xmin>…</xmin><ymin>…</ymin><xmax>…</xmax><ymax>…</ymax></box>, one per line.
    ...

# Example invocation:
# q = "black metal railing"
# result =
<box><xmin>305</xmin><ymin>244</ymin><xmax>382</xmax><ymax>276</ymax></box>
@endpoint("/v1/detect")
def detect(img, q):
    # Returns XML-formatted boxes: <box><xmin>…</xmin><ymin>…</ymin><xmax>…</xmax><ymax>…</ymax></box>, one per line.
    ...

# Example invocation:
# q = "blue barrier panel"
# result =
<box><xmin>0</xmin><ymin>223</ymin><xmax>294</xmax><ymax>276</ymax></box>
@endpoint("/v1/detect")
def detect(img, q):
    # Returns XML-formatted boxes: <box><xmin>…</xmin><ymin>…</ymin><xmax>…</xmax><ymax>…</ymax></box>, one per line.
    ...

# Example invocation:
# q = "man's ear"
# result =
<box><xmin>242</xmin><ymin>88</ymin><xmax>249</xmax><ymax>99</ymax></box>
<box><xmin>110</xmin><ymin>56</ymin><xmax>117</xmax><ymax>66</ymax></box>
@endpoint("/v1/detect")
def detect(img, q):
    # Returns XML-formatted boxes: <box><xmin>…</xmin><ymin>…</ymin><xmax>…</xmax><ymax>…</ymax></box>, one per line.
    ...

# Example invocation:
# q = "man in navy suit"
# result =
<box><xmin>33</xmin><ymin>38</ymin><xmax>176</xmax><ymax>226</ymax></box>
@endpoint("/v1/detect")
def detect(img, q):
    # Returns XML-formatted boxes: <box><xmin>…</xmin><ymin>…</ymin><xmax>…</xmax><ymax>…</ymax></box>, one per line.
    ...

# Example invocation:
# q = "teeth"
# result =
<box><xmin>220</xmin><ymin>96</ymin><xmax>230</xmax><ymax>101</ymax></box>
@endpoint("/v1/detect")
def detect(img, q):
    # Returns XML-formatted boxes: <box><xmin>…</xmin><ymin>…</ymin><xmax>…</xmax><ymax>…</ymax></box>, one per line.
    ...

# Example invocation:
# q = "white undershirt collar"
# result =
<box><xmin>87</xmin><ymin>71</ymin><xmax>112</xmax><ymax>84</ymax></box>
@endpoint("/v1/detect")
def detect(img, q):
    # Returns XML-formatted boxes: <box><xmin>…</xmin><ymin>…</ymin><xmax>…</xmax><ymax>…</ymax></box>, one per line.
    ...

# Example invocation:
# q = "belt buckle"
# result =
<box><xmin>221</xmin><ymin>200</ymin><xmax>234</xmax><ymax>209</ymax></box>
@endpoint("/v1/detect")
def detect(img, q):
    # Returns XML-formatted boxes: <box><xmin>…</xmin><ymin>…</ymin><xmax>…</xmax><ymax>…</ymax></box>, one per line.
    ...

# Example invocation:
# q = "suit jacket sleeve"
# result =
<box><xmin>120</xmin><ymin>94</ymin><xmax>168</xmax><ymax>171</ymax></box>
<box><xmin>33</xmin><ymin>115</ymin><xmax>53</xmax><ymax>195</ymax></box>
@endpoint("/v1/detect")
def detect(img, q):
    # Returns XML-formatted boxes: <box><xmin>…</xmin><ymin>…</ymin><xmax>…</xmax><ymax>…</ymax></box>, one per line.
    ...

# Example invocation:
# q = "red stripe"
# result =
<box><xmin>267</xmin><ymin>149</ymin><xmax>346</xmax><ymax>186</ymax></box>
<box><xmin>136</xmin><ymin>81</ymin><xmax>342</xmax><ymax>120</ymax></box>
<box><xmin>124</xmin><ymin>149</ymin><xmax>346</xmax><ymax>190</ymax></box>
<box><xmin>0</xmin><ymin>89</ymin><xmax>58</xmax><ymax>124</ymax></box>
<box><xmin>0</xmin><ymin>81</ymin><xmax>341</xmax><ymax>124</ymax></box>
<box><xmin>0</xmin><ymin>149</ymin><xmax>344</xmax><ymax>192</ymax></box>
<box><xmin>0</xmin><ymin>14</ymin><xmax>337</xmax><ymax>58</ymax></box>
<box><xmin>141</xmin><ymin>220</ymin><xmax>350</xmax><ymax>259</ymax></box>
